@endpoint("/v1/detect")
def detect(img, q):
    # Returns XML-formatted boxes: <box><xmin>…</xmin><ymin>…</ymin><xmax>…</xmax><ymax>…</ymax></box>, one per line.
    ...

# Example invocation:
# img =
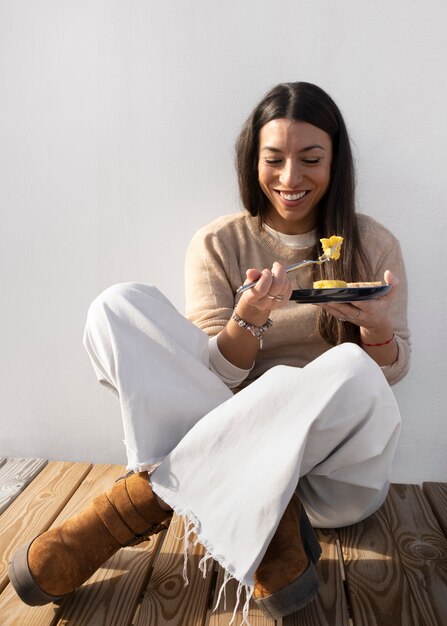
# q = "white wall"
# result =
<box><xmin>1</xmin><ymin>0</ymin><xmax>446</xmax><ymax>483</ymax></box>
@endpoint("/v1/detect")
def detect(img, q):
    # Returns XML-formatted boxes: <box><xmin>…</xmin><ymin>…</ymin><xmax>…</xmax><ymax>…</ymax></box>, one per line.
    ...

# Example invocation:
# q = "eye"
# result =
<box><xmin>302</xmin><ymin>157</ymin><xmax>322</xmax><ymax>165</ymax></box>
<box><xmin>263</xmin><ymin>158</ymin><xmax>282</xmax><ymax>165</ymax></box>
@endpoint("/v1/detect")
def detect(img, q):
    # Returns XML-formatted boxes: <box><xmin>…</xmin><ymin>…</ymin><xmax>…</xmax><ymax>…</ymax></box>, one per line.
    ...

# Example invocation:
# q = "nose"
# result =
<box><xmin>279</xmin><ymin>159</ymin><xmax>303</xmax><ymax>188</ymax></box>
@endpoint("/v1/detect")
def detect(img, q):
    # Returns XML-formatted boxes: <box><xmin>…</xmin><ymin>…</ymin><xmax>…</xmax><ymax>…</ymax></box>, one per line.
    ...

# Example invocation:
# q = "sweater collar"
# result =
<box><xmin>263</xmin><ymin>223</ymin><xmax>317</xmax><ymax>249</ymax></box>
<box><xmin>243</xmin><ymin>213</ymin><xmax>317</xmax><ymax>261</ymax></box>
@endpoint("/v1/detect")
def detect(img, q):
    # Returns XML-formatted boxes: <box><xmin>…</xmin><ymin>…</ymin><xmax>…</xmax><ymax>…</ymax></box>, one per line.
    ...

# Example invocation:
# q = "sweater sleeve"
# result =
<box><xmin>184</xmin><ymin>224</ymin><xmax>254</xmax><ymax>388</ymax></box>
<box><xmin>371</xmin><ymin>236</ymin><xmax>411</xmax><ymax>385</ymax></box>
<box><xmin>208</xmin><ymin>335</ymin><xmax>254</xmax><ymax>388</ymax></box>
<box><xmin>184</xmin><ymin>226</ymin><xmax>237</xmax><ymax>335</ymax></box>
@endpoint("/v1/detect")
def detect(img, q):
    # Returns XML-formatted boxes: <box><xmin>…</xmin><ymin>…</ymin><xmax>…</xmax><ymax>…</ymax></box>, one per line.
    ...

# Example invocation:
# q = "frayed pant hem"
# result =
<box><xmin>150</xmin><ymin>482</ymin><xmax>254</xmax><ymax>626</ymax></box>
<box><xmin>125</xmin><ymin>460</ymin><xmax>164</xmax><ymax>475</ymax></box>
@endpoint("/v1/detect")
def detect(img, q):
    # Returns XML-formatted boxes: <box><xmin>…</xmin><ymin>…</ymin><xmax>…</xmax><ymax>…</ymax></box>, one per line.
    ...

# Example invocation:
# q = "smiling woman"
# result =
<box><xmin>9</xmin><ymin>82</ymin><xmax>410</xmax><ymax>626</ymax></box>
<box><xmin>258</xmin><ymin>119</ymin><xmax>332</xmax><ymax>234</ymax></box>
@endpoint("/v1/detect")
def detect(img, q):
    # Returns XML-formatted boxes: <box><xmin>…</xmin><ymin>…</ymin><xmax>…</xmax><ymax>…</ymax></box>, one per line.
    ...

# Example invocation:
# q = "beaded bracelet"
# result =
<box><xmin>361</xmin><ymin>333</ymin><xmax>395</xmax><ymax>347</ymax></box>
<box><xmin>231</xmin><ymin>310</ymin><xmax>273</xmax><ymax>349</ymax></box>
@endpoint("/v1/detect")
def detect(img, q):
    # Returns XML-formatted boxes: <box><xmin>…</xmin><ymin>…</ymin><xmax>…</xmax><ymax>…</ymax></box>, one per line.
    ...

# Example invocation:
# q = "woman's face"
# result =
<box><xmin>257</xmin><ymin>118</ymin><xmax>333</xmax><ymax>234</ymax></box>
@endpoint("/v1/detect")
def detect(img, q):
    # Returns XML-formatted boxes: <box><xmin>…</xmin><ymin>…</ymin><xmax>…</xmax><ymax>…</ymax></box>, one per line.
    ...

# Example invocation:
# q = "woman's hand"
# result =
<box><xmin>217</xmin><ymin>262</ymin><xmax>292</xmax><ymax>369</ymax></box>
<box><xmin>237</xmin><ymin>262</ymin><xmax>293</xmax><ymax>321</ymax></box>
<box><xmin>316</xmin><ymin>270</ymin><xmax>399</xmax><ymax>365</ymax></box>
<box><xmin>317</xmin><ymin>270</ymin><xmax>397</xmax><ymax>330</ymax></box>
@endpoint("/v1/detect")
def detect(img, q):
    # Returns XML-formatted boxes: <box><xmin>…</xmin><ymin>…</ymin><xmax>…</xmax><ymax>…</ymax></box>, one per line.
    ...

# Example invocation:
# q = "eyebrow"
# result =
<box><xmin>260</xmin><ymin>144</ymin><xmax>326</xmax><ymax>153</ymax></box>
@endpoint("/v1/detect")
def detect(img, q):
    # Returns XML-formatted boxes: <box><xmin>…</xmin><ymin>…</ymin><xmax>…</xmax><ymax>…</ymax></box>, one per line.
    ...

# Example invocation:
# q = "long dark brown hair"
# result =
<box><xmin>235</xmin><ymin>81</ymin><xmax>371</xmax><ymax>345</ymax></box>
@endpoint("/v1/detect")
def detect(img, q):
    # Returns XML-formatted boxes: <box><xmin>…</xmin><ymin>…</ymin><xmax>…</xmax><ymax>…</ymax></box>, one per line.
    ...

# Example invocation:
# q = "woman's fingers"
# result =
<box><xmin>240</xmin><ymin>268</ymin><xmax>273</xmax><ymax>306</ymax></box>
<box><xmin>316</xmin><ymin>270</ymin><xmax>399</xmax><ymax>329</ymax></box>
<box><xmin>270</xmin><ymin>262</ymin><xmax>291</xmax><ymax>297</ymax></box>
<box><xmin>240</xmin><ymin>263</ymin><xmax>291</xmax><ymax>308</ymax></box>
<box><xmin>384</xmin><ymin>270</ymin><xmax>399</xmax><ymax>299</ymax></box>
<box><xmin>317</xmin><ymin>302</ymin><xmax>361</xmax><ymax>322</ymax></box>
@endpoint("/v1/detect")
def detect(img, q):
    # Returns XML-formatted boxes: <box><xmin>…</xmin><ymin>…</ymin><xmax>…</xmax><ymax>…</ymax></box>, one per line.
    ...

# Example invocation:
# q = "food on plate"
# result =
<box><xmin>347</xmin><ymin>281</ymin><xmax>384</xmax><ymax>287</ymax></box>
<box><xmin>312</xmin><ymin>280</ymin><xmax>384</xmax><ymax>289</ymax></box>
<box><xmin>312</xmin><ymin>239</ymin><xmax>384</xmax><ymax>290</ymax></box>
<box><xmin>313</xmin><ymin>280</ymin><xmax>348</xmax><ymax>289</ymax></box>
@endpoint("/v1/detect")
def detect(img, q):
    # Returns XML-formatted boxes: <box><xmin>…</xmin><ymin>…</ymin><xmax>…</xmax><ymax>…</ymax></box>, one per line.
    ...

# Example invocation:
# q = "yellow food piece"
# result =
<box><xmin>313</xmin><ymin>280</ymin><xmax>348</xmax><ymax>289</ymax></box>
<box><xmin>320</xmin><ymin>235</ymin><xmax>344</xmax><ymax>260</ymax></box>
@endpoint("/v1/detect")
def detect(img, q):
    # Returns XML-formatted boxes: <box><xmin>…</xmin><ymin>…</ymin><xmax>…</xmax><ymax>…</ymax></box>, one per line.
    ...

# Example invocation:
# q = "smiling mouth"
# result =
<box><xmin>276</xmin><ymin>190</ymin><xmax>310</xmax><ymax>201</ymax></box>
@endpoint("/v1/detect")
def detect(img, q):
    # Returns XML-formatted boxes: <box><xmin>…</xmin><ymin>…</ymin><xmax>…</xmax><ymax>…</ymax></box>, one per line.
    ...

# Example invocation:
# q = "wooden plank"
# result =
<box><xmin>0</xmin><ymin>457</ymin><xmax>48</xmax><ymax>514</ymax></box>
<box><xmin>56</xmin><ymin>535</ymin><xmax>166</xmax><ymax>626</ymax></box>
<box><xmin>2</xmin><ymin>473</ymin><xmax>446</xmax><ymax>626</ymax></box>
<box><xmin>50</xmin><ymin>464</ymin><xmax>165</xmax><ymax>626</ymax></box>
<box><xmin>0</xmin><ymin>461</ymin><xmax>92</xmax><ymax>594</ymax></box>
<box><xmin>423</xmin><ymin>482</ymin><xmax>447</xmax><ymax>538</ymax></box>
<box><xmin>284</xmin><ymin>529</ymin><xmax>349</xmax><ymax>626</ymax></box>
<box><xmin>44</xmin><ymin>464</ymin><xmax>125</xmax><ymax>525</ymax></box>
<box><xmin>338</xmin><ymin>505</ymin><xmax>420</xmax><ymax>626</ymax></box>
<box><xmin>0</xmin><ymin>463</ymin><xmax>128</xmax><ymax>626</ymax></box>
<box><xmin>381</xmin><ymin>483</ymin><xmax>447</xmax><ymax>626</ymax></box>
<box><xmin>208</xmin><ymin>565</ymin><xmax>274</xmax><ymax>626</ymax></box>
<box><xmin>209</xmin><ymin>528</ymin><xmax>348</xmax><ymax>626</ymax></box>
<box><xmin>0</xmin><ymin>461</ymin><xmax>93</xmax><ymax>625</ymax></box>
<box><xmin>134</xmin><ymin>514</ymin><xmax>214</xmax><ymax>626</ymax></box>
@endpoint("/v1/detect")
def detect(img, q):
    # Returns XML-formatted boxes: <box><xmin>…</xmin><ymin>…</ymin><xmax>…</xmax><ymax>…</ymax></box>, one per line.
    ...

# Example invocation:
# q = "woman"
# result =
<box><xmin>9</xmin><ymin>82</ymin><xmax>410</xmax><ymax>623</ymax></box>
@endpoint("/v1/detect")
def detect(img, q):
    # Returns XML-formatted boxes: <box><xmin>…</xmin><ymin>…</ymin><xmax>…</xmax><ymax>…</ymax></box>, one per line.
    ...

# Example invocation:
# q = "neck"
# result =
<box><xmin>264</xmin><ymin>217</ymin><xmax>315</xmax><ymax>236</ymax></box>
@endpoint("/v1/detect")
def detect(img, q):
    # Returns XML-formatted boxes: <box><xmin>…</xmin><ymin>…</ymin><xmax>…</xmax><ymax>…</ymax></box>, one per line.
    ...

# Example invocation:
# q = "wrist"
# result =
<box><xmin>231</xmin><ymin>309</ymin><xmax>273</xmax><ymax>349</ymax></box>
<box><xmin>361</xmin><ymin>333</ymin><xmax>395</xmax><ymax>347</ymax></box>
<box><xmin>235</xmin><ymin>300</ymin><xmax>272</xmax><ymax>327</ymax></box>
<box><xmin>360</xmin><ymin>325</ymin><xmax>395</xmax><ymax>347</ymax></box>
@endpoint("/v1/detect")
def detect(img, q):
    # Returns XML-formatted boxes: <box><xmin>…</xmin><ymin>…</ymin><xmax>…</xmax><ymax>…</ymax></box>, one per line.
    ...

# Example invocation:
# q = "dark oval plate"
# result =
<box><xmin>291</xmin><ymin>285</ymin><xmax>392</xmax><ymax>304</ymax></box>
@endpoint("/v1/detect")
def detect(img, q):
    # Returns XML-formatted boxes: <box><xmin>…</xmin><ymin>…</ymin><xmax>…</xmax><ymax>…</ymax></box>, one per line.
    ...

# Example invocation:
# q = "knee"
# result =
<box><xmin>331</xmin><ymin>342</ymin><xmax>385</xmax><ymax>387</ymax></box>
<box><xmin>332</xmin><ymin>341</ymin><xmax>366</xmax><ymax>363</ymax></box>
<box><xmin>86</xmin><ymin>282</ymin><xmax>162</xmax><ymax>328</ymax></box>
<box><xmin>85</xmin><ymin>282</ymin><xmax>179</xmax><ymax>338</ymax></box>
<box><xmin>332</xmin><ymin>343</ymin><xmax>401</xmax><ymax>430</ymax></box>
<box><xmin>86</xmin><ymin>283</ymin><xmax>130</xmax><ymax>326</ymax></box>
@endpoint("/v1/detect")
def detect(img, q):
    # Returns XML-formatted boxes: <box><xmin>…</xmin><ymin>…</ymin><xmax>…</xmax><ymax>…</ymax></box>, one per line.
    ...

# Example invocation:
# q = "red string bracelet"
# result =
<box><xmin>361</xmin><ymin>333</ymin><xmax>395</xmax><ymax>347</ymax></box>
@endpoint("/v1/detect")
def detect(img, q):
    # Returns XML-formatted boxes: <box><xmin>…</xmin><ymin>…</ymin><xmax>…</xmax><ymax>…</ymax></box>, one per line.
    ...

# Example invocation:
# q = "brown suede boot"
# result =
<box><xmin>8</xmin><ymin>471</ymin><xmax>172</xmax><ymax>606</ymax></box>
<box><xmin>253</xmin><ymin>493</ymin><xmax>321</xmax><ymax>619</ymax></box>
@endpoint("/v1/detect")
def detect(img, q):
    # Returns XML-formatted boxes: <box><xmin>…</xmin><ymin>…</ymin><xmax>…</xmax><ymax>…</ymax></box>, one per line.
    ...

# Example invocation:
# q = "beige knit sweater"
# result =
<box><xmin>185</xmin><ymin>212</ymin><xmax>410</xmax><ymax>386</ymax></box>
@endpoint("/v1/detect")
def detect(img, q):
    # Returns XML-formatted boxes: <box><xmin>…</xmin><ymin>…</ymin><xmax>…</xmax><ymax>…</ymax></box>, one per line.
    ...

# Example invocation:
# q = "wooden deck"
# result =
<box><xmin>0</xmin><ymin>458</ymin><xmax>446</xmax><ymax>626</ymax></box>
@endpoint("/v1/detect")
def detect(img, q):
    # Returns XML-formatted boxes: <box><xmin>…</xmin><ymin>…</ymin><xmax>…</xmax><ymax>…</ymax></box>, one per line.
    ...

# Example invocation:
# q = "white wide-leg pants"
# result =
<box><xmin>83</xmin><ymin>282</ymin><xmax>401</xmax><ymax>596</ymax></box>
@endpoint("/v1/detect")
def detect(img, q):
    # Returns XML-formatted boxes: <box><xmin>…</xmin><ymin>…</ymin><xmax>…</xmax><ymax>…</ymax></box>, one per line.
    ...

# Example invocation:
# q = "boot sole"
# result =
<box><xmin>8</xmin><ymin>540</ymin><xmax>68</xmax><ymax>606</ymax></box>
<box><xmin>300</xmin><ymin>504</ymin><xmax>322</xmax><ymax>564</ymax></box>
<box><xmin>254</xmin><ymin>560</ymin><xmax>320</xmax><ymax>620</ymax></box>
<box><xmin>254</xmin><ymin>501</ymin><xmax>322</xmax><ymax>620</ymax></box>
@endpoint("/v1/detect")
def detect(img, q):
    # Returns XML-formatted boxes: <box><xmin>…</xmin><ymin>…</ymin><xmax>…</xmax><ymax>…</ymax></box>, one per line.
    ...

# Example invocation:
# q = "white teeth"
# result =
<box><xmin>280</xmin><ymin>191</ymin><xmax>307</xmax><ymax>200</ymax></box>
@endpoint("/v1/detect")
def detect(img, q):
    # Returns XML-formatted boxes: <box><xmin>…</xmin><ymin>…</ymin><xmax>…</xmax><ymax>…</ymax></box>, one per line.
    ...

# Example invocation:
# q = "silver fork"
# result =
<box><xmin>236</xmin><ymin>242</ymin><xmax>341</xmax><ymax>294</ymax></box>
